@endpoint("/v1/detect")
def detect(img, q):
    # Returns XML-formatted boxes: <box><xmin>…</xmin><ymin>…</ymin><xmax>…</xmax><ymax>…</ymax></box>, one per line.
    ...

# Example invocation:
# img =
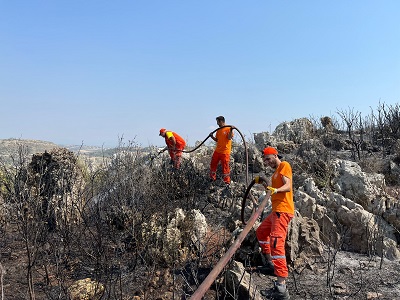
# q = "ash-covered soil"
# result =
<box><xmin>247</xmin><ymin>250</ymin><xmax>400</xmax><ymax>300</ymax></box>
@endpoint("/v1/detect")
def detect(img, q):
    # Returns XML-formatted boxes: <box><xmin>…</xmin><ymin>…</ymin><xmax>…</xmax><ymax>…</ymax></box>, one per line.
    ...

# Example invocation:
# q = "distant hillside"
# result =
<box><xmin>0</xmin><ymin>138</ymin><xmax>57</xmax><ymax>155</ymax></box>
<box><xmin>0</xmin><ymin>139</ymin><xmax>111</xmax><ymax>165</ymax></box>
<box><xmin>0</xmin><ymin>138</ymin><xmax>157</xmax><ymax>167</ymax></box>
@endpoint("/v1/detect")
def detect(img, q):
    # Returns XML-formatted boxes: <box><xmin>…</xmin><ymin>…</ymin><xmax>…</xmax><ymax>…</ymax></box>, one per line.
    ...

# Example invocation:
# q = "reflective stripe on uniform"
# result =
<box><xmin>271</xmin><ymin>255</ymin><xmax>286</xmax><ymax>260</ymax></box>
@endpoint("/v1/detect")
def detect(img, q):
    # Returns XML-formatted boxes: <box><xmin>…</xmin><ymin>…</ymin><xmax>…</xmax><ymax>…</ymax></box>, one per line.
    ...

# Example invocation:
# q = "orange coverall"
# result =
<box><xmin>164</xmin><ymin>131</ymin><xmax>186</xmax><ymax>169</ymax></box>
<box><xmin>209</xmin><ymin>127</ymin><xmax>233</xmax><ymax>184</ymax></box>
<box><xmin>256</xmin><ymin>161</ymin><xmax>294</xmax><ymax>278</ymax></box>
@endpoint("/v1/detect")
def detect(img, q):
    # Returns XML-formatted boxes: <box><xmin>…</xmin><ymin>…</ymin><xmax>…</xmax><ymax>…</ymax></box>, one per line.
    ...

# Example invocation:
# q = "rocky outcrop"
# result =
<box><xmin>296</xmin><ymin>177</ymin><xmax>400</xmax><ymax>260</ymax></box>
<box><xmin>253</xmin><ymin>131</ymin><xmax>275</xmax><ymax>150</ymax></box>
<box><xmin>274</xmin><ymin>118</ymin><xmax>314</xmax><ymax>144</ymax></box>
<box><xmin>286</xmin><ymin>211</ymin><xmax>324</xmax><ymax>265</ymax></box>
<box><xmin>142</xmin><ymin>208</ymin><xmax>208</xmax><ymax>265</ymax></box>
<box><xmin>330</xmin><ymin>159</ymin><xmax>400</xmax><ymax>234</ymax></box>
<box><xmin>26</xmin><ymin>147</ymin><xmax>85</xmax><ymax>231</ymax></box>
<box><xmin>332</xmin><ymin>159</ymin><xmax>385</xmax><ymax>209</ymax></box>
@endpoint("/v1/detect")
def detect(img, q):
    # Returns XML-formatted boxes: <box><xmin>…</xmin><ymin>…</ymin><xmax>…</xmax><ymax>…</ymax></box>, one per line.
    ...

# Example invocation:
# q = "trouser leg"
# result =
<box><xmin>270</xmin><ymin>212</ymin><xmax>292</xmax><ymax>278</ymax></box>
<box><xmin>221</xmin><ymin>153</ymin><xmax>231</xmax><ymax>184</ymax></box>
<box><xmin>256</xmin><ymin>213</ymin><xmax>272</xmax><ymax>255</ymax></box>
<box><xmin>209</xmin><ymin>152</ymin><xmax>219</xmax><ymax>180</ymax></box>
<box><xmin>174</xmin><ymin>150</ymin><xmax>183</xmax><ymax>169</ymax></box>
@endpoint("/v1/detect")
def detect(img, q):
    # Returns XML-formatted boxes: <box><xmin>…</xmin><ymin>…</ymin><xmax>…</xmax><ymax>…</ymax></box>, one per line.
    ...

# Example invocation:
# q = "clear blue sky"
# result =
<box><xmin>1</xmin><ymin>1</ymin><xmax>399</xmax><ymax>147</ymax></box>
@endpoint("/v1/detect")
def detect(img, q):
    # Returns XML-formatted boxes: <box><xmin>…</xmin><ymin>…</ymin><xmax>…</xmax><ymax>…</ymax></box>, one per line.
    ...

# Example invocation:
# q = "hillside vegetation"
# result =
<box><xmin>0</xmin><ymin>103</ymin><xmax>400</xmax><ymax>299</ymax></box>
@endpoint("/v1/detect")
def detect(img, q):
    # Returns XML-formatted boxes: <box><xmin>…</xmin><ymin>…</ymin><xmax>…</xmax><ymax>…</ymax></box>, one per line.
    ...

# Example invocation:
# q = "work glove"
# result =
<box><xmin>266</xmin><ymin>186</ymin><xmax>278</xmax><ymax>194</ymax></box>
<box><xmin>254</xmin><ymin>176</ymin><xmax>264</xmax><ymax>184</ymax></box>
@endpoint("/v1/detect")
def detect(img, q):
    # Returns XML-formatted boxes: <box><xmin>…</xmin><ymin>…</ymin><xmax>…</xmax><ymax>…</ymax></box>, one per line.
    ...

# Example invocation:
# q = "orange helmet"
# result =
<box><xmin>159</xmin><ymin>128</ymin><xmax>167</xmax><ymax>136</ymax></box>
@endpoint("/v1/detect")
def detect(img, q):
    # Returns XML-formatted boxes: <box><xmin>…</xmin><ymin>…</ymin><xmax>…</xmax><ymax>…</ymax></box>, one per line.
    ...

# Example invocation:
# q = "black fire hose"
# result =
<box><xmin>155</xmin><ymin>125</ymin><xmax>249</xmax><ymax>185</ymax></box>
<box><xmin>241</xmin><ymin>176</ymin><xmax>268</xmax><ymax>224</ymax></box>
<box><xmin>181</xmin><ymin>125</ymin><xmax>231</xmax><ymax>153</ymax></box>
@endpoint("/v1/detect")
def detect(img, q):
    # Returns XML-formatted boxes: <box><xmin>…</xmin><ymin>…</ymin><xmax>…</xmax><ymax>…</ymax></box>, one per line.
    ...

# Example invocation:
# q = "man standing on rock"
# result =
<box><xmin>209</xmin><ymin>116</ymin><xmax>235</xmax><ymax>185</ymax></box>
<box><xmin>159</xmin><ymin>128</ymin><xmax>186</xmax><ymax>170</ymax></box>
<box><xmin>256</xmin><ymin>146</ymin><xmax>294</xmax><ymax>300</ymax></box>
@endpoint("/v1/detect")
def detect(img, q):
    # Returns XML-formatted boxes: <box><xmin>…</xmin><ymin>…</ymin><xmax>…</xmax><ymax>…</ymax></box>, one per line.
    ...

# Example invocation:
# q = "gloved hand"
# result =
<box><xmin>209</xmin><ymin>133</ymin><xmax>214</xmax><ymax>138</ymax></box>
<box><xmin>266</xmin><ymin>186</ymin><xmax>278</xmax><ymax>194</ymax></box>
<box><xmin>254</xmin><ymin>176</ymin><xmax>264</xmax><ymax>184</ymax></box>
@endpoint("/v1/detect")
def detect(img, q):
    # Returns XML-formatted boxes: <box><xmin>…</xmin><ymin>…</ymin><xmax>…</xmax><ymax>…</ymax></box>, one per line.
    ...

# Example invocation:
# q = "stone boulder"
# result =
<box><xmin>286</xmin><ymin>211</ymin><xmax>324</xmax><ymax>266</ymax></box>
<box><xmin>336</xmin><ymin>205</ymin><xmax>400</xmax><ymax>260</ymax></box>
<box><xmin>274</xmin><ymin>118</ymin><xmax>314</xmax><ymax>143</ymax></box>
<box><xmin>27</xmin><ymin>147</ymin><xmax>85</xmax><ymax>230</ymax></box>
<box><xmin>224</xmin><ymin>261</ymin><xmax>263</xmax><ymax>300</ymax></box>
<box><xmin>295</xmin><ymin>189</ymin><xmax>341</xmax><ymax>248</ymax></box>
<box><xmin>68</xmin><ymin>278</ymin><xmax>104</xmax><ymax>300</ymax></box>
<box><xmin>162</xmin><ymin>208</ymin><xmax>208</xmax><ymax>264</ymax></box>
<box><xmin>236</xmin><ymin>142</ymin><xmax>264</xmax><ymax>173</ymax></box>
<box><xmin>332</xmin><ymin>159</ymin><xmax>385</xmax><ymax>209</ymax></box>
<box><xmin>253</xmin><ymin>132</ymin><xmax>275</xmax><ymax>150</ymax></box>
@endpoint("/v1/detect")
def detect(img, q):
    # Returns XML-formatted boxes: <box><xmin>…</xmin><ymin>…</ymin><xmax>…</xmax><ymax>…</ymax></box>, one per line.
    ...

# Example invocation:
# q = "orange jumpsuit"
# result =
<box><xmin>256</xmin><ymin>161</ymin><xmax>294</xmax><ymax>278</ymax></box>
<box><xmin>209</xmin><ymin>127</ymin><xmax>233</xmax><ymax>184</ymax></box>
<box><xmin>164</xmin><ymin>131</ymin><xmax>186</xmax><ymax>169</ymax></box>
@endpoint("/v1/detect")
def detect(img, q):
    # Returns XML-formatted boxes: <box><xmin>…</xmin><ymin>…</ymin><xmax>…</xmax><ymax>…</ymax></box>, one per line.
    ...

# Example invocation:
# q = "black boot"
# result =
<box><xmin>260</xmin><ymin>281</ymin><xmax>290</xmax><ymax>300</ymax></box>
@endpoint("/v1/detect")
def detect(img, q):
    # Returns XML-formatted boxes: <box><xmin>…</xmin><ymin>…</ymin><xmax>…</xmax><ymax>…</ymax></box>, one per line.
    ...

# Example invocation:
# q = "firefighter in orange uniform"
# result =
<box><xmin>209</xmin><ymin>116</ymin><xmax>235</xmax><ymax>185</ymax></box>
<box><xmin>256</xmin><ymin>146</ymin><xmax>294</xmax><ymax>300</ymax></box>
<box><xmin>159</xmin><ymin>128</ymin><xmax>186</xmax><ymax>169</ymax></box>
